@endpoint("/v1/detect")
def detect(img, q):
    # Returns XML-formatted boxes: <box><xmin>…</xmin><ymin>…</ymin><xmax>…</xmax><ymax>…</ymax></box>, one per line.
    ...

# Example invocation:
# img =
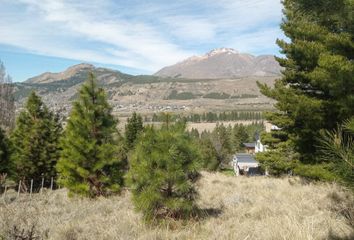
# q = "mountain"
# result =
<box><xmin>25</xmin><ymin>63</ymin><xmax>132</xmax><ymax>85</ymax></box>
<box><xmin>154</xmin><ymin>48</ymin><xmax>281</xmax><ymax>79</ymax></box>
<box><xmin>15</xmin><ymin>50</ymin><xmax>278</xmax><ymax>116</ymax></box>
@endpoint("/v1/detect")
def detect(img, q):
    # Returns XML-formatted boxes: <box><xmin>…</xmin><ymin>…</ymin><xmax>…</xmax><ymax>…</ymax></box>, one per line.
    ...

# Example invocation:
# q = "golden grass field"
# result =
<box><xmin>1</xmin><ymin>172</ymin><xmax>353</xmax><ymax>240</ymax></box>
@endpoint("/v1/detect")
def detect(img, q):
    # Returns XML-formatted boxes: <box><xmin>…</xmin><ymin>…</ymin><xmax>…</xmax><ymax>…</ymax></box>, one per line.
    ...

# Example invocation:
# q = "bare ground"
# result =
<box><xmin>1</xmin><ymin>172</ymin><xmax>353</xmax><ymax>240</ymax></box>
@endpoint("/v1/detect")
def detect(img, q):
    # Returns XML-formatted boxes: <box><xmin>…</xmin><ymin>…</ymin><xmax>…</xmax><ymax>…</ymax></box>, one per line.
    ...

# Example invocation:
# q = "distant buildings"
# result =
<box><xmin>232</xmin><ymin>124</ymin><xmax>279</xmax><ymax>176</ymax></box>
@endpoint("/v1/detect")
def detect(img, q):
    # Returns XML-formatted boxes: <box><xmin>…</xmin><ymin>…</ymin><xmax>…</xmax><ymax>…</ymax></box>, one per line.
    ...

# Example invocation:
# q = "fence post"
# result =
<box><xmin>30</xmin><ymin>179</ymin><xmax>33</xmax><ymax>198</ymax></box>
<box><xmin>2</xmin><ymin>185</ymin><xmax>7</xmax><ymax>202</ymax></box>
<box><xmin>17</xmin><ymin>180</ymin><xmax>21</xmax><ymax>199</ymax></box>
<box><xmin>50</xmin><ymin>177</ymin><xmax>53</xmax><ymax>191</ymax></box>
<box><xmin>40</xmin><ymin>177</ymin><xmax>44</xmax><ymax>194</ymax></box>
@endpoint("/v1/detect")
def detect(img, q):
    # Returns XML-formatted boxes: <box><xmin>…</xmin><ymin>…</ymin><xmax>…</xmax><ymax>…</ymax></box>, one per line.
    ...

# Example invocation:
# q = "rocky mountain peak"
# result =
<box><xmin>206</xmin><ymin>48</ymin><xmax>239</xmax><ymax>57</ymax></box>
<box><xmin>26</xmin><ymin>63</ymin><xmax>95</xmax><ymax>84</ymax></box>
<box><xmin>154</xmin><ymin>48</ymin><xmax>281</xmax><ymax>79</ymax></box>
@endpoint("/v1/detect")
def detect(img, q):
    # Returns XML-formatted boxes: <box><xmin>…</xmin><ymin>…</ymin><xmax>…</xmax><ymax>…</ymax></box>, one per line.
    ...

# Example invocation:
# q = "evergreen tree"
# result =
<box><xmin>127</xmin><ymin>122</ymin><xmax>201</xmax><ymax>221</ymax></box>
<box><xmin>0</xmin><ymin>128</ymin><xmax>10</xmax><ymax>174</ymax></box>
<box><xmin>125</xmin><ymin>112</ymin><xmax>144</xmax><ymax>150</ymax></box>
<box><xmin>57</xmin><ymin>73</ymin><xmax>126</xmax><ymax>197</ymax></box>
<box><xmin>211</xmin><ymin>123</ymin><xmax>232</xmax><ymax>165</ymax></box>
<box><xmin>198</xmin><ymin>138</ymin><xmax>220</xmax><ymax>171</ymax></box>
<box><xmin>10</xmin><ymin>92</ymin><xmax>62</xmax><ymax>184</ymax></box>
<box><xmin>318</xmin><ymin>118</ymin><xmax>354</xmax><ymax>186</ymax></box>
<box><xmin>189</xmin><ymin>128</ymin><xmax>200</xmax><ymax>139</ymax></box>
<box><xmin>258</xmin><ymin>0</ymin><xmax>354</xmax><ymax>164</ymax></box>
<box><xmin>232</xmin><ymin>124</ymin><xmax>249</xmax><ymax>152</ymax></box>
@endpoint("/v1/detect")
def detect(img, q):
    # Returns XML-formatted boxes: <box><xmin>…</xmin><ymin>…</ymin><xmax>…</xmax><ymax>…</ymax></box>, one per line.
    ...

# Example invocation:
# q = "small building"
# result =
<box><xmin>243</xmin><ymin>142</ymin><xmax>256</xmax><ymax>154</ymax></box>
<box><xmin>233</xmin><ymin>153</ymin><xmax>260</xmax><ymax>176</ymax></box>
<box><xmin>242</xmin><ymin>132</ymin><xmax>267</xmax><ymax>154</ymax></box>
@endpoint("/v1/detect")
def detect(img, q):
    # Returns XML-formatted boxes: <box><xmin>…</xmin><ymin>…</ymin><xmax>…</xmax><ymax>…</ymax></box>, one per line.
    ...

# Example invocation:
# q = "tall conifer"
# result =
<box><xmin>11</xmin><ymin>92</ymin><xmax>62</xmax><ymax>184</ymax></box>
<box><xmin>57</xmin><ymin>73</ymin><xmax>125</xmax><ymax>197</ymax></box>
<box><xmin>125</xmin><ymin>112</ymin><xmax>144</xmax><ymax>150</ymax></box>
<box><xmin>258</xmin><ymin>0</ymin><xmax>354</xmax><ymax>162</ymax></box>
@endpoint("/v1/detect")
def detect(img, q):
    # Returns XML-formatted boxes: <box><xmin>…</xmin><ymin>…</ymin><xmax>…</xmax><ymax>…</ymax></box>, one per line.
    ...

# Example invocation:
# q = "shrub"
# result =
<box><xmin>127</xmin><ymin>123</ymin><xmax>201</xmax><ymax>221</ymax></box>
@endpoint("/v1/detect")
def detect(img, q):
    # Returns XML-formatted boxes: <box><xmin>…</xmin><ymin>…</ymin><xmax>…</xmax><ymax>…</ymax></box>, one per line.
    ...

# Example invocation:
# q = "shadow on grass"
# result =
<box><xmin>193</xmin><ymin>207</ymin><xmax>223</xmax><ymax>220</ymax></box>
<box><xmin>148</xmin><ymin>206</ymin><xmax>223</xmax><ymax>228</ymax></box>
<box><xmin>328</xmin><ymin>231</ymin><xmax>354</xmax><ymax>240</ymax></box>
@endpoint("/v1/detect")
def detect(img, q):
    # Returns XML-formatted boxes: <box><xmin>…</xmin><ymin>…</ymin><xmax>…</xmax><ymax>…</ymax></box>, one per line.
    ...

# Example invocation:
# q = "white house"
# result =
<box><xmin>233</xmin><ymin>153</ymin><xmax>260</xmax><ymax>176</ymax></box>
<box><xmin>232</xmin><ymin>124</ymin><xmax>281</xmax><ymax>176</ymax></box>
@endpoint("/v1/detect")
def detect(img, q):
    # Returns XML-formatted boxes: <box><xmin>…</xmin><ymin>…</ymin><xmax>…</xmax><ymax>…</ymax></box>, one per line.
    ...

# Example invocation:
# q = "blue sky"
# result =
<box><xmin>0</xmin><ymin>0</ymin><xmax>284</xmax><ymax>82</ymax></box>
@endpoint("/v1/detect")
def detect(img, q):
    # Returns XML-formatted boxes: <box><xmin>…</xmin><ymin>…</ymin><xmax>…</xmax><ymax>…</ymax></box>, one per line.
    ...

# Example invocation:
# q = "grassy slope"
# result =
<box><xmin>1</xmin><ymin>172</ymin><xmax>353</xmax><ymax>240</ymax></box>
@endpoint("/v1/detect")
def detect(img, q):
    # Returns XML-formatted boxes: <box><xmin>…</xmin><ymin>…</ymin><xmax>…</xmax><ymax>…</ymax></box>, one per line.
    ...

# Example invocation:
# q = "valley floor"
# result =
<box><xmin>1</xmin><ymin>172</ymin><xmax>353</xmax><ymax>240</ymax></box>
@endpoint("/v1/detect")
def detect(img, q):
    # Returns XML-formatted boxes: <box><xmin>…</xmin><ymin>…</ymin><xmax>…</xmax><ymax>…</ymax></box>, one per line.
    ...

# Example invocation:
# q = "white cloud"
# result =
<box><xmin>228</xmin><ymin>28</ymin><xmax>284</xmax><ymax>55</ymax></box>
<box><xmin>161</xmin><ymin>16</ymin><xmax>216</xmax><ymax>41</ymax></box>
<box><xmin>0</xmin><ymin>0</ymin><xmax>284</xmax><ymax>73</ymax></box>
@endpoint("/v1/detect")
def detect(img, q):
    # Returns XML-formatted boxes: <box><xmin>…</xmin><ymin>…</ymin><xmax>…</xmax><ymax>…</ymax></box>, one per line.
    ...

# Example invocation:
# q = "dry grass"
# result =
<box><xmin>1</xmin><ymin>172</ymin><xmax>353</xmax><ymax>240</ymax></box>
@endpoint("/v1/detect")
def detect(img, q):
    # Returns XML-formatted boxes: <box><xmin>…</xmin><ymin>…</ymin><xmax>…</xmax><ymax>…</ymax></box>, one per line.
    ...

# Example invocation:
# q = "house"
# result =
<box><xmin>242</xmin><ymin>132</ymin><xmax>266</xmax><ymax>154</ymax></box>
<box><xmin>232</xmin><ymin>125</ymin><xmax>281</xmax><ymax>176</ymax></box>
<box><xmin>243</xmin><ymin>142</ymin><xmax>256</xmax><ymax>154</ymax></box>
<box><xmin>232</xmin><ymin>153</ymin><xmax>260</xmax><ymax>176</ymax></box>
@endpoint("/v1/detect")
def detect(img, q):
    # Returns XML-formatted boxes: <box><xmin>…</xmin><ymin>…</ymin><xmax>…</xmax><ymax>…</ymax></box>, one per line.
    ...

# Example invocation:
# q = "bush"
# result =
<box><xmin>256</xmin><ymin>150</ymin><xmax>296</xmax><ymax>176</ymax></box>
<box><xmin>127</xmin><ymin>123</ymin><xmax>201</xmax><ymax>221</ymax></box>
<box><xmin>293</xmin><ymin>163</ymin><xmax>338</xmax><ymax>181</ymax></box>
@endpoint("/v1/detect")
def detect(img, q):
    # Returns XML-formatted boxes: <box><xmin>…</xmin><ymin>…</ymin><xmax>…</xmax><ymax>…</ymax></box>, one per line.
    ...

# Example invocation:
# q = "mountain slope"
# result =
<box><xmin>25</xmin><ymin>63</ymin><xmax>133</xmax><ymax>85</ymax></box>
<box><xmin>154</xmin><ymin>48</ymin><xmax>281</xmax><ymax>79</ymax></box>
<box><xmin>15</xmin><ymin>49</ymin><xmax>280</xmax><ymax>115</ymax></box>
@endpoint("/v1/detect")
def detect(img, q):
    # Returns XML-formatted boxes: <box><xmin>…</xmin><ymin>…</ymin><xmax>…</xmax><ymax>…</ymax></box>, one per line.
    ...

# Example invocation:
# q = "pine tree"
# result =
<box><xmin>10</xmin><ymin>92</ymin><xmax>62</xmax><ymax>184</ymax></box>
<box><xmin>127</xmin><ymin>122</ymin><xmax>201</xmax><ymax>221</ymax></box>
<box><xmin>189</xmin><ymin>128</ymin><xmax>200</xmax><ymax>139</ymax></box>
<box><xmin>198</xmin><ymin>138</ymin><xmax>220</xmax><ymax>171</ymax></box>
<box><xmin>258</xmin><ymin>0</ymin><xmax>354</xmax><ymax>163</ymax></box>
<box><xmin>211</xmin><ymin>123</ymin><xmax>233</xmax><ymax>165</ymax></box>
<box><xmin>57</xmin><ymin>73</ymin><xmax>126</xmax><ymax>197</ymax></box>
<box><xmin>0</xmin><ymin>128</ymin><xmax>10</xmax><ymax>174</ymax></box>
<box><xmin>125</xmin><ymin>112</ymin><xmax>144</xmax><ymax>150</ymax></box>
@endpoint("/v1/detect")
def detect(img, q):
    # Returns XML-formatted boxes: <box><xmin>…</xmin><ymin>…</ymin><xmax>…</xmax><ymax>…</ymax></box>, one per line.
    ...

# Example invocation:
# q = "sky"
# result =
<box><xmin>0</xmin><ymin>0</ymin><xmax>284</xmax><ymax>82</ymax></box>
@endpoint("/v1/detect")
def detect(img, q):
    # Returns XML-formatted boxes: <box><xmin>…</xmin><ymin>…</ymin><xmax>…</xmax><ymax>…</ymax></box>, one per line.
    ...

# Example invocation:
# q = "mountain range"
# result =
<box><xmin>15</xmin><ymin>48</ymin><xmax>280</xmax><ymax>116</ymax></box>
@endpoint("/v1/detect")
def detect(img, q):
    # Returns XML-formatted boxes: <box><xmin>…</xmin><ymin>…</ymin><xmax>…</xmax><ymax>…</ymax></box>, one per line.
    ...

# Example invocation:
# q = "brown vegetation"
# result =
<box><xmin>1</xmin><ymin>172</ymin><xmax>353</xmax><ymax>240</ymax></box>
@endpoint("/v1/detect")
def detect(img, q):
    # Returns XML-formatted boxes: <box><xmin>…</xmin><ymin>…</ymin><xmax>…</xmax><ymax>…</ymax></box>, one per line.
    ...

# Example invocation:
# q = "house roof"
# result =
<box><xmin>243</xmin><ymin>142</ymin><xmax>256</xmax><ymax>148</ymax></box>
<box><xmin>234</xmin><ymin>153</ymin><xmax>258</xmax><ymax>164</ymax></box>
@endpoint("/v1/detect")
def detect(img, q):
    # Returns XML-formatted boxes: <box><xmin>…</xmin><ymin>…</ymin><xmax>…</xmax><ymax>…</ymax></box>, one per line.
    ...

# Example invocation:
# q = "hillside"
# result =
<box><xmin>14</xmin><ymin>49</ymin><xmax>281</xmax><ymax>116</ymax></box>
<box><xmin>14</xmin><ymin>66</ymin><xmax>277</xmax><ymax>116</ymax></box>
<box><xmin>1</xmin><ymin>172</ymin><xmax>353</xmax><ymax>240</ymax></box>
<box><xmin>154</xmin><ymin>48</ymin><xmax>281</xmax><ymax>79</ymax></box>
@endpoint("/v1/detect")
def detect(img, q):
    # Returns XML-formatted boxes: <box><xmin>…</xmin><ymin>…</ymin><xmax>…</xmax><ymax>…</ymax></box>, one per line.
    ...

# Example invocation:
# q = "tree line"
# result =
<box><xmin>148</xmin><ymin>111</ymin><xmax>263</xmax><ymax>123</ymax></box>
